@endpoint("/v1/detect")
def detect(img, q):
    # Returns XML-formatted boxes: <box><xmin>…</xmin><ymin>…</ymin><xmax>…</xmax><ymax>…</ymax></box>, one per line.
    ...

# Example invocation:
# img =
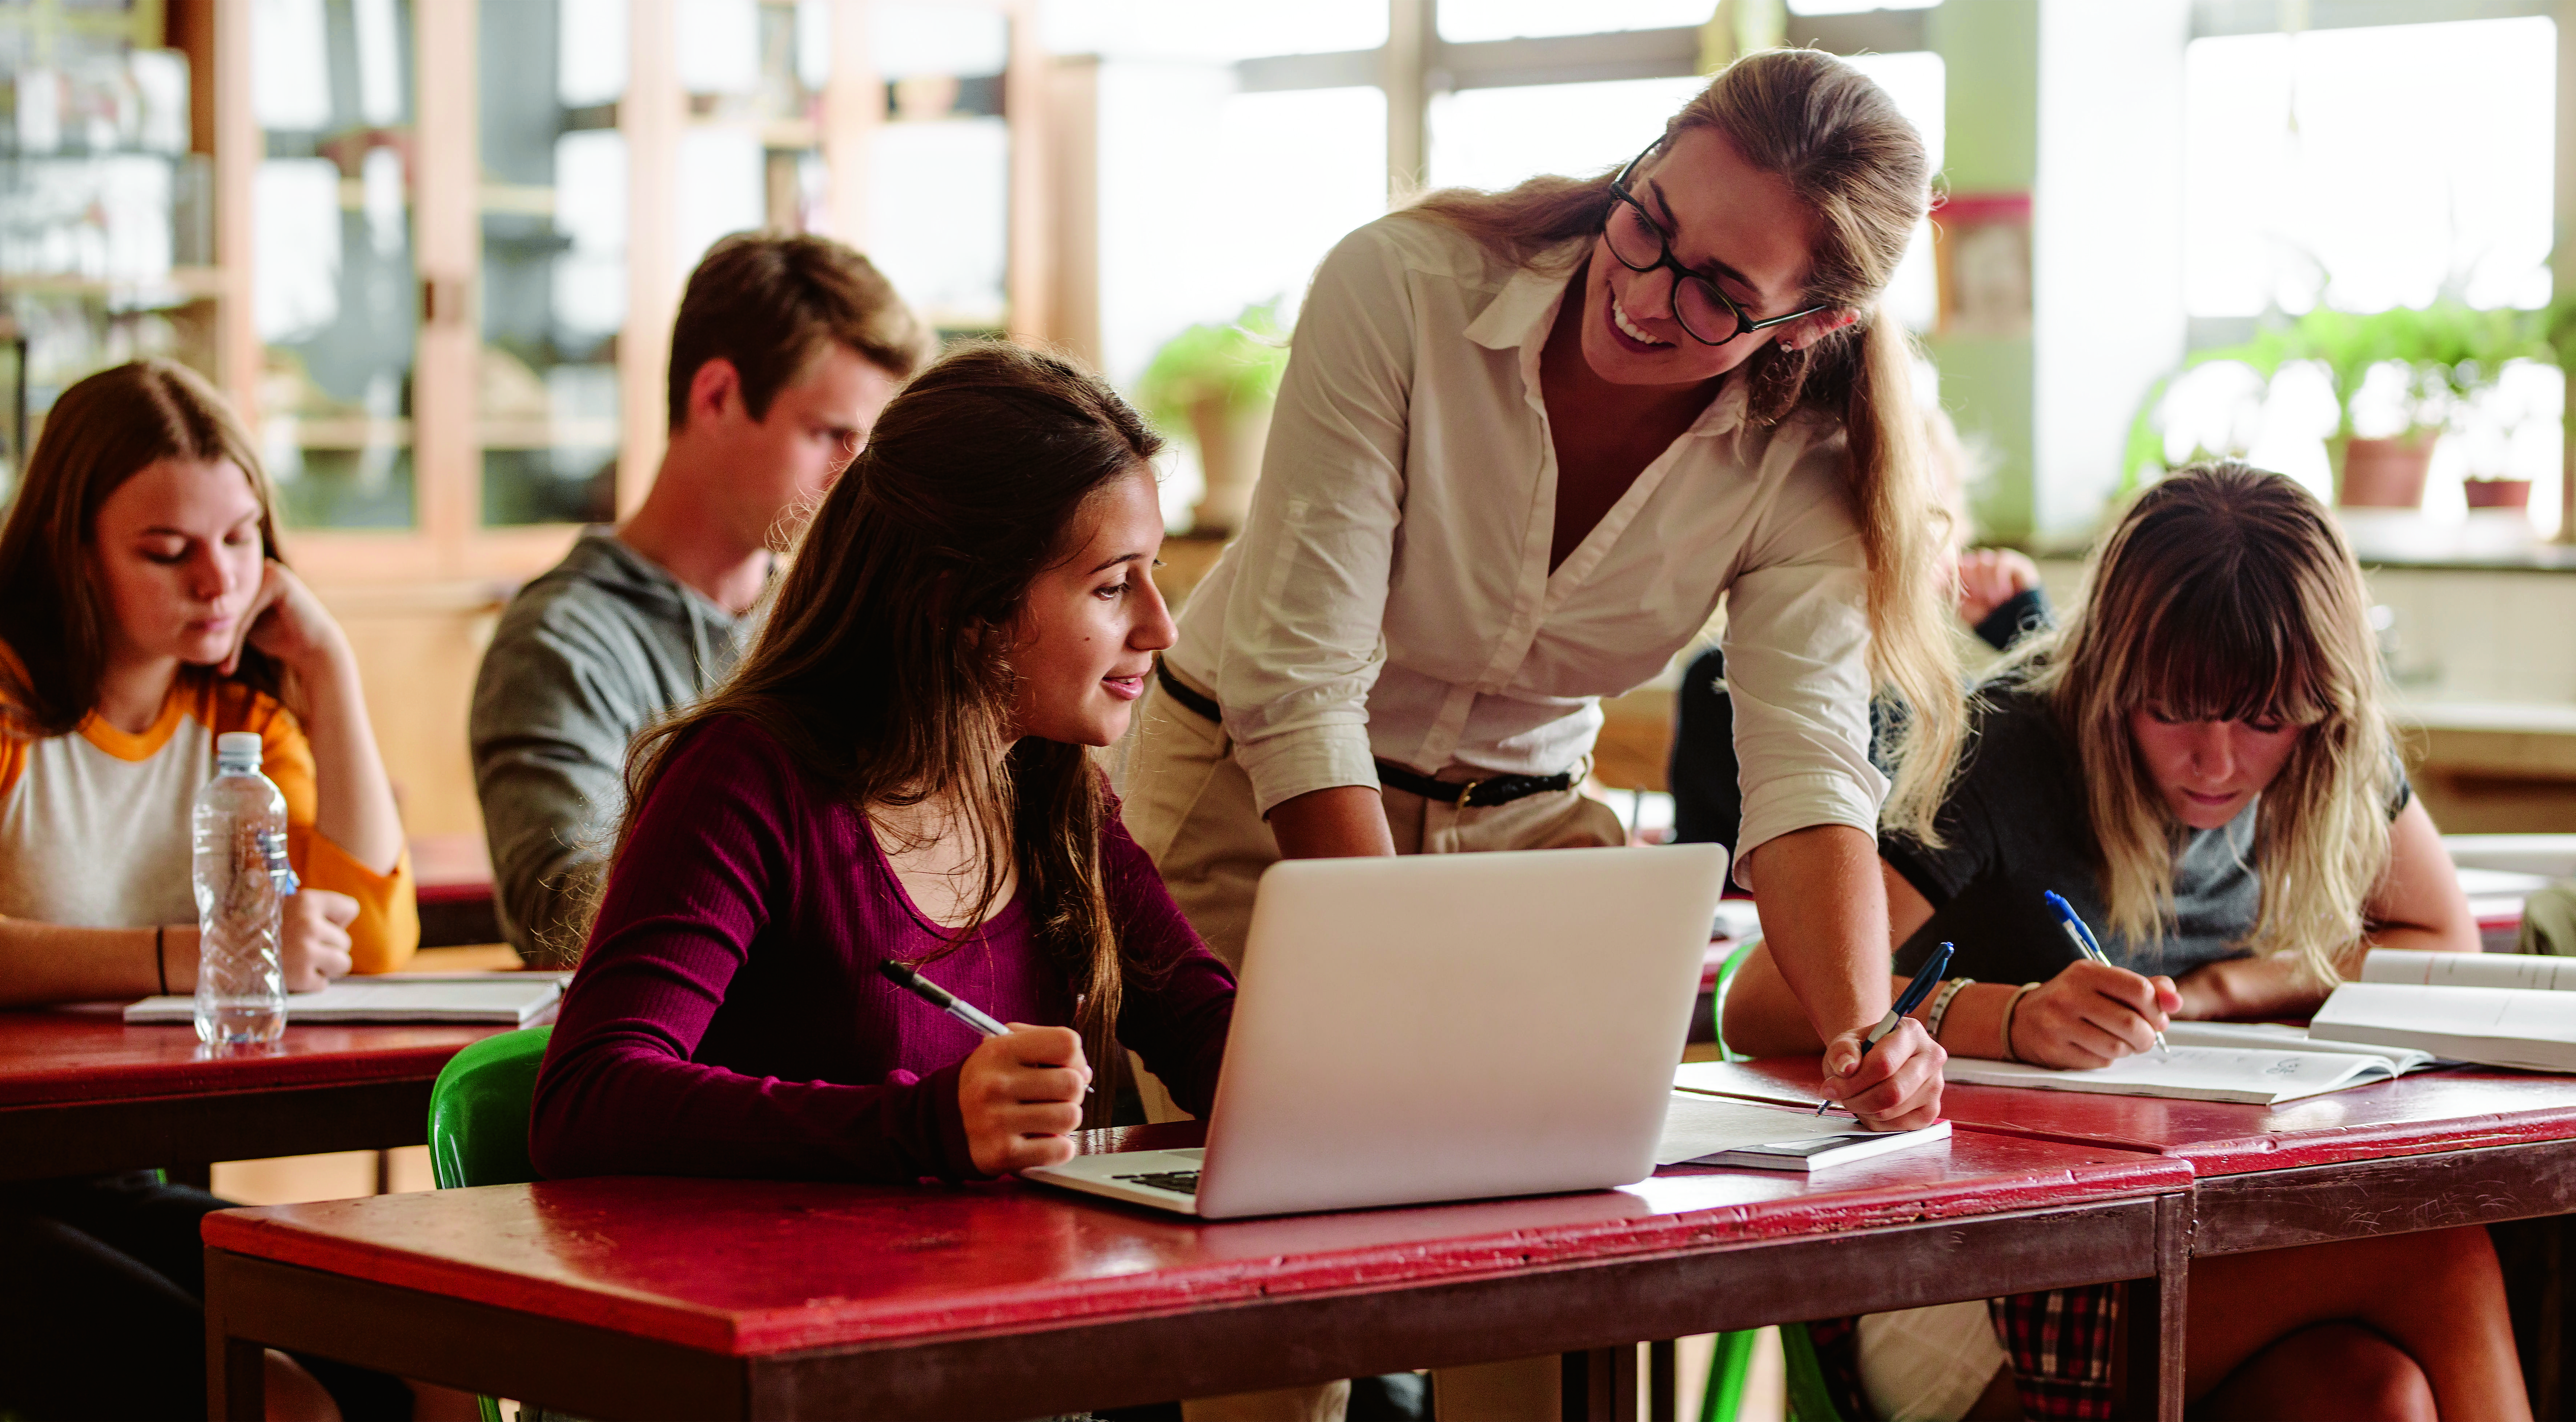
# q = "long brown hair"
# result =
<box><xmin>1408</xmin><ymin>47</ymin><xmax>1962</xmax><ymax>838</ymax></box>
<box><xmin>0</xmin><ymin>359</ymin><xmax>287</xmax><ymax>738</ymax></box>
<box><xmin>618</xmin><ymin>342</ymin><xmax>1165</xmax><ymax>1107</ymax></box>
<box><xmin>2016</xmin><ymin>462</ymin><xmax>2394</xmax><ymax>982</ymax></box>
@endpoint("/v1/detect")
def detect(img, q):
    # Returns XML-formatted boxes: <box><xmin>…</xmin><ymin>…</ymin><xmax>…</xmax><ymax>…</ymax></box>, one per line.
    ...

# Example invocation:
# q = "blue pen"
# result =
<box><xmin>2043</xmin><ymin>890</ymin><xmax>2169</xmax><ymax>1060</ymax></box>
<box><xmin>1819</xmin><ymin>940</ymin><xmax>1954</xmax><ymax>1115</ymax></box>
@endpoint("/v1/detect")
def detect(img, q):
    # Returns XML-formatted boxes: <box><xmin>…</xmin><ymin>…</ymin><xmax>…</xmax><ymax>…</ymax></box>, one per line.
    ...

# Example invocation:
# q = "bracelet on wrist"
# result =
<box><xmin>1998</xmin><ymin>982</ymin><xmax>2040</xmax><ymax>1063</ymax></box>
<box><xmin>1924</xmin><ymin>976</ymin><xmax>1974</xmax><ymax>1045</ymax></box>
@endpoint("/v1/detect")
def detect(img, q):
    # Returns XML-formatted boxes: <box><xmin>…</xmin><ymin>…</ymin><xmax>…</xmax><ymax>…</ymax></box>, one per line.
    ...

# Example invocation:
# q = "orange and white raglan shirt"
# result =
<box><xmin>0</xmin><ymin>657</ymin><xmax>418</xmax><ymax>972</ymax></box>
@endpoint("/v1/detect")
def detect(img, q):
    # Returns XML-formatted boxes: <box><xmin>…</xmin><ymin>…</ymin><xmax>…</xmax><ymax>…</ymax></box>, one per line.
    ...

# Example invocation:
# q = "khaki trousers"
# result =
<box><xmin>1117</xmin><ymin>679</ymin><xmax>1625</xmax><ymax>970</ymax></box>
<box><xmin>1114</xmin><ymin>678</ymin><xmax>1624</xmax><ymax>1422</ymax></box>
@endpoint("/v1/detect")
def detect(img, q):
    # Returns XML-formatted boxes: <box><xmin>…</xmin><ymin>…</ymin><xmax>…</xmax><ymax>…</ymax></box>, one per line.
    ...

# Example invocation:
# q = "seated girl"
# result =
<box><xmin>531</xmin><ymin>343</ymin><xmax>1233</xmax><ymax>1184</ymax></box>
<box><xmin>1724</xmin><ymin>462</ymin><xmax>2518</xmax><ymax>1421</ymax></box>
<box><xmin>0</xmin><ymin>360</ymin><xmax>422</xmax><ymax>1419</ymax></box>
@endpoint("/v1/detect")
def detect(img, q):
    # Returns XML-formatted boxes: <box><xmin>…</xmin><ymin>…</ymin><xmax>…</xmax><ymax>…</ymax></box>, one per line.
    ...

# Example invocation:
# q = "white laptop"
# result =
<box><xmin>1024</xmin><ymin>843</ymin><xmax>1728</xmax><ymax>1219</ymax></box>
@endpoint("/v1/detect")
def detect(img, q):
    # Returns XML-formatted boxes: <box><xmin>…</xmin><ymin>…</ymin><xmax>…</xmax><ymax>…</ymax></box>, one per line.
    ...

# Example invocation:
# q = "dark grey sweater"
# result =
<box><xmin>471</xmin><ymin>530</ymin><xmax>747</xmax><ymax>962</ymax></box>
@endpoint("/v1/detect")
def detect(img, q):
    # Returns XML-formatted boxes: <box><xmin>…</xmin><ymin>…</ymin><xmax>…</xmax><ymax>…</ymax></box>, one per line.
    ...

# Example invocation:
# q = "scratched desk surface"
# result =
<box><xmin>203</xmin><ymin>1120</ymin><xmax>2190</xmax><ymax>1358</ymax></box>
<box><xmin>0</xmin><ymin>1009</ymin><xmax>505</xmax><ymax>1107</ymax></box>
<box><xmin>1683</xmin><ymin>1057</ymin><xmax>2576</xmax><ymax>1176</ymax></box>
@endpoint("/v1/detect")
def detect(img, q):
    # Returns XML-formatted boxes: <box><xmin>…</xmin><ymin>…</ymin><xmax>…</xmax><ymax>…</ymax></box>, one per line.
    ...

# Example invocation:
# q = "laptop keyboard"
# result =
<box><xmin>1114</xmin><ymin>1170</ymin><xmax>1202</xmax><ymax>1195</ymax></box>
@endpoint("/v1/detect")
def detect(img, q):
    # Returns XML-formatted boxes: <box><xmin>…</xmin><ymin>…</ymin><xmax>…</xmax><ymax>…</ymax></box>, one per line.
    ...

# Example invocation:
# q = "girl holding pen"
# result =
<box><xmin>530</xmin><ymin>344</ymin><xmax>1235</xmax><ymax>1186</ymax></box>
<box><xmin>1726</xmin><ymin>463</ymin><xmax>2515</xmax><ymax>1422</ymax></box>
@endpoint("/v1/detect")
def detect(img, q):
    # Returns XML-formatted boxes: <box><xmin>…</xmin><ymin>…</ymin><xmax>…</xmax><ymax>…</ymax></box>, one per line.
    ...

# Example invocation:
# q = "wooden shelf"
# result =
<box><xmin>276</xmin><ymin>416</ymin><xmax>623</xmax><ymax>452</ymax></box>
<box><xmin>0</xmin><ymin>266</ymin><xmax>229</xmax><ymax>304</ymax></box>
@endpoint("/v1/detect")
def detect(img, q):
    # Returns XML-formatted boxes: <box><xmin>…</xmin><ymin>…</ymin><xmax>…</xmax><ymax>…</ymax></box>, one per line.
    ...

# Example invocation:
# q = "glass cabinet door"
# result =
<box><xmin>477</xmin><ymin>0</ymin><xmax>624</xmax><ymax>528</ymax></box>
<box><xmin>252</xmin><ymin>0</ymin><xmax>418</xmax><ymax>530</ymax></box>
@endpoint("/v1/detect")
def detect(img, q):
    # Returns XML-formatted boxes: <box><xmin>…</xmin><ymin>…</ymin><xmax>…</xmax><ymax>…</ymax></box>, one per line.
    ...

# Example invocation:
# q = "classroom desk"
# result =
<box><xmin>0</xmin><ymin>1011</ymin><xmax>508</xmax><ymax>1183</ymax></box>
<box><xmin>202</xmin><ymin>1121</ymin><xmax>2197</xmax><ymax>1421</ymax></box>
<box><xmin>1684</xmin><ymin>1058</ymin><xmax>2576</xmax><ymax>1255</ymax></box>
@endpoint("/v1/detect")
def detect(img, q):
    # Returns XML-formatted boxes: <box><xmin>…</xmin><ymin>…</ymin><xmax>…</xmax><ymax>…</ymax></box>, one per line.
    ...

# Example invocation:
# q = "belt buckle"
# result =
<box><xmin>1453</xmin><ymin>778</ymin><xmax>1484</xmax><ymax>809</ymax></box>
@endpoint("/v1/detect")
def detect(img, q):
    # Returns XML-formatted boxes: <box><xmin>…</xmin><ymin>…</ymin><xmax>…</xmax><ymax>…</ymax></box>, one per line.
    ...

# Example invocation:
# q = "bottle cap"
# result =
<box><xmin>215</xmin><ymin>732</ymin><xmax>263</xmax><ymax>769</ymax></box>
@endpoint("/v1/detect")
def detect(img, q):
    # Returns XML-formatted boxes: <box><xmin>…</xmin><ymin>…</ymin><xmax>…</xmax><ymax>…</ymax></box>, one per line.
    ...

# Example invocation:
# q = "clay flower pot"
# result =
<box><xmin>1186</xmin><ymin>396</ymin><xmax>1272</xmax><ymax>538</ymax></box>
<box><xmin>2463</xmin><ymin>478</ymin><xmax>2533</xmax><ymax>511</ymax></box>
<box><xmin>2334</xmin><ymin>433</ymin><xmax>2438</xmax><ymax>509</ymax></box>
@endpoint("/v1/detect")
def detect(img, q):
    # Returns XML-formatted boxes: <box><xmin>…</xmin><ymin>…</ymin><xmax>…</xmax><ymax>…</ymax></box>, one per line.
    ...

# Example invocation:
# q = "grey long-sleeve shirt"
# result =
<box><xmin>471</xmin><ymin>529</ymin><xmax>747</xmax><ymax>963</ymax></box>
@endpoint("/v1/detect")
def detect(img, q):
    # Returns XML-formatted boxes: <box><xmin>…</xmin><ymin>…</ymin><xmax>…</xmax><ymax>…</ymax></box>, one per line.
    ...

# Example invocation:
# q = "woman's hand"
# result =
<box><xmin>960</xmin><ymin>1025</ymin><xmax>1093</xmax><ymax>1175</ymax></box>
<box><xmin>2009</xmin><ymin>960</ymin><xmax>2179</xmax><ymax>1069</ymax></box>
<box><xmin>1954</xmin><ymin>548</ymin><xmax>2040</xmax><ymax>627</ymax></box>
<box><xmin>280</xmin><ymin>890</ymin><xmax>358</xmax><ymax>990</ymax></box>
<box><xmin>221</xmin><ymin>560</ymin><xmax>352</xmax><ymax>683</ymax></box>
<box><xmin>1820</xmin><ymin>1017</ymin><xmax>1945</xmax><ymax>1130</ymax></box>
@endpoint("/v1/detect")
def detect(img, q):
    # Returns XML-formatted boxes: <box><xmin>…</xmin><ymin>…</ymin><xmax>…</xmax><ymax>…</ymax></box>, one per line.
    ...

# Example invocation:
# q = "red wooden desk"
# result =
<box><xmin>1686</xmin><ymin>1057</ymin><xmax>2576</xmax><ymax>1256</ymax></box>
<box><xmin>204</xmin><ymin>1121</ymin><xmax>2195</xmax><ymax>1421</ymax></box>
<box><xmin>0</xmin><ymin>1011</ymin><xmax>507</xmax><ymax>1182</ymax></box>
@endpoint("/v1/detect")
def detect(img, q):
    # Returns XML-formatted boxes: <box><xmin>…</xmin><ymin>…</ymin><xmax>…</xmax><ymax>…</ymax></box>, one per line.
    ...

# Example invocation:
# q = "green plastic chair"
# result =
<box><xmin>426</xmin><ymin>1026</ymin><xmax>551</xmax><ymax>1191</ymax></box>
<box><xmin>1699</xmin><ymin>938</ymin><xmax>1848</xmax><ymax>1422</ymax></box>
<box><xmin>425</xmin><ymin>1026</ymin><xmax>552</xmax><ymax>1422</ymax></box>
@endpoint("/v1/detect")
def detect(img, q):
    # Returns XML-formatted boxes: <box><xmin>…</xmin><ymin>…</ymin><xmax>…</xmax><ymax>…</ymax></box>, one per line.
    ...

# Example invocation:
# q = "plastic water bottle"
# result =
<box><xmin>192</xmin><ymin>732</ymin><xmax>291</xmax><ymax>1049</ymax></box>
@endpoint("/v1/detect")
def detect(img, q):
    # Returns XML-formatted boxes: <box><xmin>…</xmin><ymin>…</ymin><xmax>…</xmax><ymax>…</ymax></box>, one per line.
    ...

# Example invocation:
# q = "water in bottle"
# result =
<box><xmin>192</xmin><ymin>732</ymin><xmax>290</xmax><ymax>1049</ymax></box>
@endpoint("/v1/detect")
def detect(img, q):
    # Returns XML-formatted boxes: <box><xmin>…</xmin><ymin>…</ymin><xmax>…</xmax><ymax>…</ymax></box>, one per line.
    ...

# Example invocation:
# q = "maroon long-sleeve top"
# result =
<box><xmin>529</xmin><ymin>716</ymin><xmax>1235</xmax><ymax>1183</ymax></box>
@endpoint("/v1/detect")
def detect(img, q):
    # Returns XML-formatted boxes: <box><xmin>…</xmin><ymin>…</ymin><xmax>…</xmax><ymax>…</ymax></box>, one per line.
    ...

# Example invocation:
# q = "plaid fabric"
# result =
<box><xmin>1799</xmin><ymin>1314</ymin><xmax>1875</xmax><ymax>1422</ymax></box>
<box><xmin>1990</xmin><ymin>1283</ymin><xmax>2125</xmax><ymax>1420</ymax></box>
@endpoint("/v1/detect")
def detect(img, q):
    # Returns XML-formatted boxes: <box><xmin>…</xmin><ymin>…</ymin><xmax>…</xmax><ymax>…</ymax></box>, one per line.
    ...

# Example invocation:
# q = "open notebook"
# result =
<box><xmin>1656</xmin><ymin>1091</ymin><xmax>1951</xmax><ymax>1172</ymax></box>
<box><xmin>2311</xmin><ymin>949</ymin><xmax>2576</xmax><ymax>1072</ymax></box>
<box><xmin>2159</xmin><ymin>1020</ymin><xmax>2441</xmax><ymax>1074</ymax></box>
<box><xmin>1941</xmin><ymin>1046</ymin><xmax>2402</xmax><ymax>1105</ymax></box>
<box><xmin>124</xmin><ymin>972</ymin><xmax>568</xmax><ymax>1027</ymax></box>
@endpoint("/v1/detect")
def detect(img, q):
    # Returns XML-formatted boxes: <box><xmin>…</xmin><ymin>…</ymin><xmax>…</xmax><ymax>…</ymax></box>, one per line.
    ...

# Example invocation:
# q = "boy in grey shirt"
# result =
<box><xmin>472</xmin><ymin>233</ymin><xmax>936</xmax><ymax>962</ymax></box>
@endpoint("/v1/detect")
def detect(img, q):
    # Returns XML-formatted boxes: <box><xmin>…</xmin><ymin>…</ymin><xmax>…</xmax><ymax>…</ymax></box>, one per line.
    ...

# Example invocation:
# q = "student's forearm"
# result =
<box><xmin>1743</xmin><ymin>825</ymin><xmax>1889</xmax><ymax>1045</ymax></box>
<box><xmin>1266</xmin><ymin>785</ymin><xmax>1397</xmax><ymax>859</ymax></box>
<box><xmin>296</xmin><ymin>653</ymin><xmax>405</xmax><ymax>874</ymax></box>
<box><xmin>0</xmin><ymin>919</ymin><xmax>198</xmax><ymax>1007</ymax></box>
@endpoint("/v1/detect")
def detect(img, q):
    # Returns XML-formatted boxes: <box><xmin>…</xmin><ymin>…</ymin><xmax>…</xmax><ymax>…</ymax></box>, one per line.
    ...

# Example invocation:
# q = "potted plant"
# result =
<box><xmin>1136</xmin><ymin>301</ymin><xmax>1289</xmax><ymax>538</ymax></box>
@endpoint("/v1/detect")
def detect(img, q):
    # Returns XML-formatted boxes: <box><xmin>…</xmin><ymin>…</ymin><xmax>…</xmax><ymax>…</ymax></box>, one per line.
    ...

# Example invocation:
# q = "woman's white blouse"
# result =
<box><xmin>1164</xmin><ymin>212</ymin><xmax>1885</xmax><ymax>881</ymax></box>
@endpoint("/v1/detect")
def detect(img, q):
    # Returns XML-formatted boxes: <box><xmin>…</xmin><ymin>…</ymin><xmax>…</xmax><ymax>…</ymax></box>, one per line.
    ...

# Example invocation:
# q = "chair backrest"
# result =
<box><xmin>426</xmin><ymin>1026</ymin><xmax>553</xmax><ymax>1189</ymax></box>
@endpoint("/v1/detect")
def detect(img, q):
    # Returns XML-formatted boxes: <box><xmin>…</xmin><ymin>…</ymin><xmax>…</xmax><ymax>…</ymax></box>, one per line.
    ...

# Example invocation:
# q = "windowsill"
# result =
<box><xmin>2357</xmin><ymin>546</ymin><xmax>2576</xmax><ymax>573</ymax></box>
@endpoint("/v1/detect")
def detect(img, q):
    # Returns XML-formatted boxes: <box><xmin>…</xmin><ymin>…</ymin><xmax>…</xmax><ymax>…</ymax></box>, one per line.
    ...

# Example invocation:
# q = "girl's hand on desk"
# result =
<box><xmin>960</xmin><ymin>1025</ymin><xmax>1093</xmax><ymax>1175</ymax></box>
<box><xmin>1821</xmin><ymin>1017</ymin><xmax>1944</xmax><ymax>1131</ymax></box>
<box><xmin>2012</xmin><ymin>961</ymin><xmax>2178</xmax><ymax>1069</ymax></box>
<box><xmin>280</xmin><ymin>890</ymin><xmax>357</xmax><ymax>990</ymax></box>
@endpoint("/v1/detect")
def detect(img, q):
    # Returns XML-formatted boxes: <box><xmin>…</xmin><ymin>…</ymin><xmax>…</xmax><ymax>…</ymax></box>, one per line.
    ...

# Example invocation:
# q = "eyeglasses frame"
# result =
<box><xmin>1605</xmin><ymin>140</ymin><xmax>1833</xmax><ymax>348</ymax></box>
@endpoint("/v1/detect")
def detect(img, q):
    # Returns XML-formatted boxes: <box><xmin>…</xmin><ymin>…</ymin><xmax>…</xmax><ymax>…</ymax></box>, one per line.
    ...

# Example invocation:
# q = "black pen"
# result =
<box><xmin>1818</xmin><ymin>941</ymin><xmax>1955</xmax><ymax>1116</ymax></box>
<box><xmin>878</xmin><ymin>960</ymin><xmax>1092</xmax><ymax>1096</ymax></box>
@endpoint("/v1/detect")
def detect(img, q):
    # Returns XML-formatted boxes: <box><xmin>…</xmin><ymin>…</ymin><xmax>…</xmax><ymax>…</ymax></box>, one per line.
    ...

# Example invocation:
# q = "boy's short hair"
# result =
<box><xmin>666</xmin><ymin>232</ymin><xmax>940</xmax><ymax>431</ymax></box>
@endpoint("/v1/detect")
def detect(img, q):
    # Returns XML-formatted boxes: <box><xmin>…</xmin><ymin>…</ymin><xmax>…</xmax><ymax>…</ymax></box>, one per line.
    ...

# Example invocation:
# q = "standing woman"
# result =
<box><xmin>1124</xmin><ymin>48</ymin><xmax>1958</xmax><ymax>1126</ymax></box>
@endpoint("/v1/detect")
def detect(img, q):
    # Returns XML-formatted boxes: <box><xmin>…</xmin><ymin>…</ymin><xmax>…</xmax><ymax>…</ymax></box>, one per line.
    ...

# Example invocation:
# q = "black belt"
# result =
<box><xmin>1154</xmin><ymin>660</ymin><xmax>1577</xmax><ymax>810</ymax></box>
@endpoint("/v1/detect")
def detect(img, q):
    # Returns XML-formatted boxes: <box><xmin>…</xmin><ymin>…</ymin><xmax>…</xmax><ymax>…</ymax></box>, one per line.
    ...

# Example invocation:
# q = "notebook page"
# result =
<box><xmin>1655</xmin><ymin>1092</ymin><xmax>1930</xmax><ymax>1166</ymax></box>
<box><xmin>1945</xmin><ymin>1045</ymin><xmax>2392</xmax><ymax>1104</ymax></box>
<box><xmin>123</xmin><ymin>976</ymin><xmax>562</xmax><ymax>1025</ymax></box>
<box><xmin>2314</xmin><ymin>981</ymin><xmax>2576</xmax><ymax>1071</ymax></box>
<box><xmin>2362</xmin><ymin>950</ymin><xmax>2576</xmax><ymax>993</ymax></box>
<box><xmin>2158</xmin><ymin>1020</ymin><xmax>2439</xmax><ymax>1073</ymax></box>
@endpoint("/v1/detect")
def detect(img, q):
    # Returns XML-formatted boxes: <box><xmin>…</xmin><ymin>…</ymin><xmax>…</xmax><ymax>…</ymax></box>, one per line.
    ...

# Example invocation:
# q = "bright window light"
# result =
<box><xmin>1039</xmin><ymin>0</ymin><xmax>1385</xmax><ymax>63</ymax></box>
<box><xmin>1788</xmin><ymin>0</ymin><xmax>1938</xmax><ymax>13</ymax></box>
<box><xmin>1438</xmin><ymin>1</ymin><xmax>1712</xmax><ymax>44</ymax></box>
<box><xmin>2183</xmin><ymin>17</ymin><xmax>2554</xmax><ymax>316</ymax></box>
<box><xmin>1426</xmin><ymin>76</ymin><xmax>1709</xmax><ymax>193</ymax></box>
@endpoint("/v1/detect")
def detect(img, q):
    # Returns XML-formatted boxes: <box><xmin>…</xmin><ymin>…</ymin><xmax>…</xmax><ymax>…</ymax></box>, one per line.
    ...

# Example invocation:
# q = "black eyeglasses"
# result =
<box><xmin>1605</xmin><ymin>140</ymin><xmax>1830</xmax><ymax>347</ymax></box>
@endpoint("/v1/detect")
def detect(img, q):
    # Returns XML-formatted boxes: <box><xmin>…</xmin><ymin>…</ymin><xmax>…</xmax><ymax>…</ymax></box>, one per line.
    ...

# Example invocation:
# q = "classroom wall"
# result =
<box><xmin>323</xmin><ymin>586</ymin><xmax>505</xmax><ymax>844</ymax></box>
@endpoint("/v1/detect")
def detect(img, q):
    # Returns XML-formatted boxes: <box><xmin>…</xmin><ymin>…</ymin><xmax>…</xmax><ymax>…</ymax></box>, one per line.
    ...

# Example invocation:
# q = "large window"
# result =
<box><xmin>2157</xmin><ymin>7</ymin><xmax>2563</xmax><ymax>538</ymax></box>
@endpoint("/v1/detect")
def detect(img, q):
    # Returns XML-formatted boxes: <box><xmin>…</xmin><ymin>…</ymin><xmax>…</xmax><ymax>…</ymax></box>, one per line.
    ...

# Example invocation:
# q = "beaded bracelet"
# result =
<box><xmin>1924</xmin><ymin>976</ymin><xmax>1974</xmax><ymax>1045</ymax></box>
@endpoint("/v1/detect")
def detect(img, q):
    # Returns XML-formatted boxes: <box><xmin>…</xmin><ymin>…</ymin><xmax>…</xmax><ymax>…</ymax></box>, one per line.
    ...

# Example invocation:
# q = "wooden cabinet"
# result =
<box><xmin>0</xmin><ymin>0</ymin><xmax>1047</xmax><ymax>839</ymax></box>
<box><xmin>174</xmin><ymin>0</ymin><xmax>1048</xmax><ymax>587</ymax></box>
